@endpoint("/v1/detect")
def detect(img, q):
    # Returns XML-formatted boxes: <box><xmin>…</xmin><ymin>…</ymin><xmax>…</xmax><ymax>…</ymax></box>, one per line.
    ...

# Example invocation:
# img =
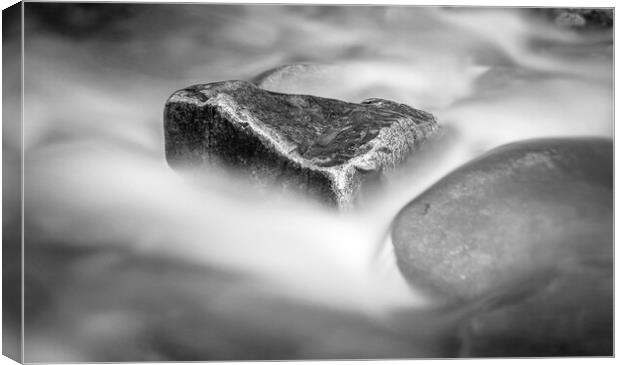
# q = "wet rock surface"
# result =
<box><xmin>391</xmin><ymin>138</ymin><xmax>612</xmax><ymax>302</ymax></box>
<box><xmin>164</xmin><ymin>80</ymin><xmax>439</xmax><ymax>207</ymax></box>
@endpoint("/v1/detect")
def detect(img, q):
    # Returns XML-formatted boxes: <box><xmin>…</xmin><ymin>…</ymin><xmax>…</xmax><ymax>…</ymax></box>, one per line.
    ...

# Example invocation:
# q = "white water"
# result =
<box><xmin>16</xmin><ymin>5</ymin><xmax>612</xmax><ymax>360</ymax></box>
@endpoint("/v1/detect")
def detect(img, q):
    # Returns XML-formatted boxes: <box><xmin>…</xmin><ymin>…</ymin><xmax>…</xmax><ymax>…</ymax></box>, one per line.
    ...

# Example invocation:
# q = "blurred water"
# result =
<box><xmin>13</xmin><ymin>4</ymin><xmax>612</xmax><ymax>361</ymax></box>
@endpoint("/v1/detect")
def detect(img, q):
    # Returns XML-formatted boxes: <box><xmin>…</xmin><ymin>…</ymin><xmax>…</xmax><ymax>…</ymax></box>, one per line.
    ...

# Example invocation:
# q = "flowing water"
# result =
<box><xmin>6</xmin><ymin>4</ymin><xmax>612</xmax><ymax>361</ymax></box>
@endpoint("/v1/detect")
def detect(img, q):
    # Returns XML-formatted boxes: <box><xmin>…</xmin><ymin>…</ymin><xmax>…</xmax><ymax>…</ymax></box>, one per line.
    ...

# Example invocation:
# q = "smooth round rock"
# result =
<box><xmin>251</xmin><ymin>63</ymin><xmax>381</xmax><ymax>103</ymax></box>
<box><xmin>252</xmin><ymin>63</ymin><xmax>338</xmax><ymax>95</ymax></box>
<box><xmin>391</xmin><ymin>137</ymin><xmax>612</xmax><ymax>302</ymax></box>
<box><xmin>459</xmin><ymin>257</ymin><xmax>612</xmax><ymax>356</ymax></box>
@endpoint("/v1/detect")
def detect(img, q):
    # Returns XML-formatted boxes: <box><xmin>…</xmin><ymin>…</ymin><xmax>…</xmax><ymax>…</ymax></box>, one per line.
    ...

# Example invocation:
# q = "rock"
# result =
<box><xmin>459</xmin><ymin>257</ymin><xmax>613</xmax><ymax>356</ymax></box>
<box><xmin>554</xmin><ymin>11</ymin><xmax>587</xmax><ymax>28</ymax></box>
<box><xmin>252</xmin><ymin>63</ymin><xmax>382</xmax><ymax>104</ymax></box>
<box><xmin>252</xmin><ymin>63</ymin><xmax>452</xmax><ymax>108</ymax></box>
<box><xmin>536</xmin><ymin>8</ymin><xmax>613</xmax><ymax>29</ymax></box>
<box><xmin>164</xmin><ymin>80</ymin><xmax>439</xmax><ymax>207</ymax></box>
<box><xmin>390</xmin><ymin>138</ymin><xmax>612</xmax><ymax>302</ymax></box>
<box><xmin>252</xmin><ymin>63</ymin><xmax>337</xmax><ymax>95</ymax></box>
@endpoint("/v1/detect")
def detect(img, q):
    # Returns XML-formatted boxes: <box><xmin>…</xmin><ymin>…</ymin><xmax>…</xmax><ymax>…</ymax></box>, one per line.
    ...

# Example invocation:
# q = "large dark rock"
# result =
<box><xmin>391</xmin><ymin>138</ymin><xmax>612</xmax><ymax>302</ymax></box>
<box><xmin>164</xmin><ymin>80</ymin><xmax>439</xmax><ymax>207</ymax></box>
<box><xmin>459</xmin><ymin>257</ymin><xmax>613</xmax><ymax>356</ymax></box>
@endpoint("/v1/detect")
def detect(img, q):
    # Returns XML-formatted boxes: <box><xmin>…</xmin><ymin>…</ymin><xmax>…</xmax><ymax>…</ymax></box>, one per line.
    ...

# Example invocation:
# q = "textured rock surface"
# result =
<box><xmin>164</xmin><ymin>80</ymin><xmax>439</xmax><ymax>207</ymax></box>
<box><xmin>391</xmin><ymin>137</ymin><xmax>612</xmax><ymax>302</ymax></box>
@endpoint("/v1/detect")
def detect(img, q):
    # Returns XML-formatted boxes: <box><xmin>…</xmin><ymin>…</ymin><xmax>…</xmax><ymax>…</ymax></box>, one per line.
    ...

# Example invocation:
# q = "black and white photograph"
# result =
<box><xmin>1</xmin><ymin>1</ymin><xmax>614</xmax><ymax>362</ymax></box>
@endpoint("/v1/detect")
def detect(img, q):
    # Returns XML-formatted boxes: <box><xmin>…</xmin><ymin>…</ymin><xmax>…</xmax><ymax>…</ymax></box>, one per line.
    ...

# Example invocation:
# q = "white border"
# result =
<box><xmin>0</xmin><ymin>1</ymin><xmax>615</xmax><ymax>365</ymax></box>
